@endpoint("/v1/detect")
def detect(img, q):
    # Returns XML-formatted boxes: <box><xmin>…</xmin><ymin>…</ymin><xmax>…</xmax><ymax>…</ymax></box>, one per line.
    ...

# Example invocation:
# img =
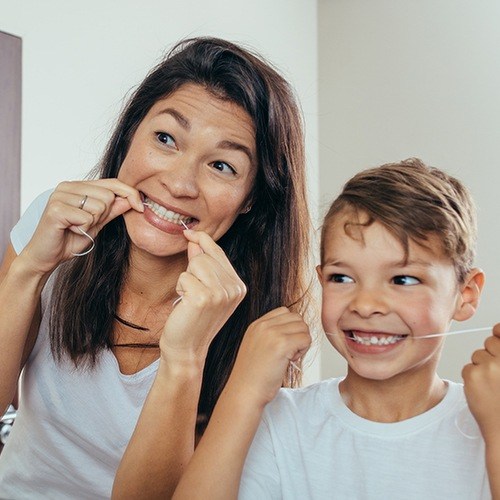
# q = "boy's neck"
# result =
<box><xmin>338</xmin><ymin>369</ymin><xmax>447</xmax><ymax>423</ymax></box>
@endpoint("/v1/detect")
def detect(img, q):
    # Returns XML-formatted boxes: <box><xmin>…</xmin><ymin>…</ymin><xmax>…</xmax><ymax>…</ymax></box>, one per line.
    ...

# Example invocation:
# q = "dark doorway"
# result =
<box><xmin>0</xmin><ymin>30</ymin><xmax>21</xmax><ymax>262</ymax></box>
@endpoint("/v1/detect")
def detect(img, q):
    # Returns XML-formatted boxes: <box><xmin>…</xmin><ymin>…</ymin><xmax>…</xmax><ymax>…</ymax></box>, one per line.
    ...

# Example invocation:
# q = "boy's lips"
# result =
<box><xmin>344</xmin><ymin>329</ymin><xmax>408</xmax><ymax>346</ymax></box>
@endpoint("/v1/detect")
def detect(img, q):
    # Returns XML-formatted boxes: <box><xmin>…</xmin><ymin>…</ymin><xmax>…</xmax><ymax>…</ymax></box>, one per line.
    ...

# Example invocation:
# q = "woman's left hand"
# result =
<box><xmin>159</xmin><ymin>229</ymin><xmax>246</xmax><ymax>365</ymax></box>
<box><xmin>462</xmin><ymin>323</ymin><xmax>500</xmax><ymax>442</ymax></box>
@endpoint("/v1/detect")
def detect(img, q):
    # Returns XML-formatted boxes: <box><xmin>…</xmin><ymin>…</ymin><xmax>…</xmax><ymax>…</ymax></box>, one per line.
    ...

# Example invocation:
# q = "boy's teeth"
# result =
<box><xmin>349</xmin><ymin>331</ymin><xmax>406</xmax><ymax>346</ymax></box>
<box><xmin>144</xmin><ymin>197</ymin><xmax>193</xmax><ymax>226</ymax></box>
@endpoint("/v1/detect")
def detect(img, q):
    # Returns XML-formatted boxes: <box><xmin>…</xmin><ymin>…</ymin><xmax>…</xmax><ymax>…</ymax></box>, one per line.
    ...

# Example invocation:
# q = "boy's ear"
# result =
<box><xmin>453</xmin><ymin>268</ymin><xmax>485</xmax><ymax>322</ymax></box>
<box><xmin>316</xmin><ymin>265</ymin><xmax>324</xmax><ymax>287</ymax></box>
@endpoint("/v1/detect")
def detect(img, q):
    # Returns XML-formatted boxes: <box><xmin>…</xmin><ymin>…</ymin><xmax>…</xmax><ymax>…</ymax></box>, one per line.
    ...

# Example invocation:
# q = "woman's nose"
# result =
<box><xmin>159</xmin><ymin>157</ymin><xmax>200</xmax><ymax>198</ymax></box>
<box><xmin>348</xmin><ymin>287</ymin><xmax>389</xmax><ymax>318</ymax></box>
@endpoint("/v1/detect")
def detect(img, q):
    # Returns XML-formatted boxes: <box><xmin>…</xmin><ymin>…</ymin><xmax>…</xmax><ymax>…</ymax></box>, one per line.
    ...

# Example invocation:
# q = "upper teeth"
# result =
<box><xmin>350</xmin><ymin>332</ymin><xmax>406</xmax><ymax>346</ymax></box>
<box><xmin>144</xmin><ymin>197</ymin><xmax>193</xmax><ymax>225</ymax></box>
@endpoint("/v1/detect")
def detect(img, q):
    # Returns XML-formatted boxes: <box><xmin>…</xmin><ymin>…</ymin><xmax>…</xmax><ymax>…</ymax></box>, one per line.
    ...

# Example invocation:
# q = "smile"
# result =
<box><xmin>346</xmin><ymin>330</ymin><xmax>407</xmax><ymax>346</ymax></box>
<box><xmin>143</xmin><ymin>196</ymin><xmax>195</xmax><ymax>226</ymax></box>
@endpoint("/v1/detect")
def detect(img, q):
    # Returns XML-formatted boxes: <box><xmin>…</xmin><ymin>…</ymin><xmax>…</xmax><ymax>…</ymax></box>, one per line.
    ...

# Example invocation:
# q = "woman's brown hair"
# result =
<box><xmin>50</xmin><ymin>37</ymin><xmax>311</xmax><ymax>423</ymax></box>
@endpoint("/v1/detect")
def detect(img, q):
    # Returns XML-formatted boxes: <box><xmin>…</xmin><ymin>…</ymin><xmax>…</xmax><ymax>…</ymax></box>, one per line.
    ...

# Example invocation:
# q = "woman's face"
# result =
<box><xmin>118</xmin><ymin>83</ymin><xmax>257</xmax><ymax>258</ymax></box>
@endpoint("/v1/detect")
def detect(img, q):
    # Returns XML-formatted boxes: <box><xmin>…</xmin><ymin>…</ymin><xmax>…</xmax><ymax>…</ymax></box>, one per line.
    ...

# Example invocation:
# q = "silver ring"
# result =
<box><xmin>79</xmin><ymin>195</ymin><xmax>88</xmax><ymax>210</ymax></box>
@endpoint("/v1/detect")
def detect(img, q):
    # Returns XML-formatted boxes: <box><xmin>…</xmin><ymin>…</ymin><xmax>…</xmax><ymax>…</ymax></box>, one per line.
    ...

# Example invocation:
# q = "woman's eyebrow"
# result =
<box><xmin>216</xmin><ymin>140</ymin><xmax>254</xmax><ymax>164</ymax></box>
<box><xmin>156</xmin><ymin>108</ymin><xmax>191</xmax><ymax>130</ymax></box>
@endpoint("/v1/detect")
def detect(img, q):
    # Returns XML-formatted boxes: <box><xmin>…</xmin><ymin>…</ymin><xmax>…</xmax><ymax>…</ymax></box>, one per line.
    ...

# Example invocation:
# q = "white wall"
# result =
<box><xmin>318</xmin><ymin>0</ymin><xmax>500</xmax><ymax>382</ymax></box>
<box><xmin>0</xmin><ymin>0</ymin><xmax>320</xmax><ymax>383</ymax></box>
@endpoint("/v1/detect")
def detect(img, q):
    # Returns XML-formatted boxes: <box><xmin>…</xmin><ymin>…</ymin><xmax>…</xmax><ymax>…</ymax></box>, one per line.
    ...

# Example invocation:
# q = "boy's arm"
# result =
<box><xmin>462</xmin><ymin>323</ymin><xmax>500</xmax><ymax>499</ymax></box>
<box><xmin>173</xmin><ymin>307</ymin><xmax>310</xmax><ymax>499</ymax></box>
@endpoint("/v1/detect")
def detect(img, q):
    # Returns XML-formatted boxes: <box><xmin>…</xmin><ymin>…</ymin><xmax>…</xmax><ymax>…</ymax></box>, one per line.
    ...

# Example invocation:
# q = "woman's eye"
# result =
<box><xmin>329</xmin><ymin>274</ymin><xmax>354</xmax><ymax>284</ymax></box>
<box><xmin>393</xmin><ymin>275</ymin><xmax>420</xmax><ymax>286</ymax></box>
<box><xmin>156</xmin><ymin>132</ymin><xmax>176</xmax><ymax>147</ymax></box>
<box><xmin>212</xmin><ymin>161</ymin><xmax>236</xmax><ymax>175</ymax></box>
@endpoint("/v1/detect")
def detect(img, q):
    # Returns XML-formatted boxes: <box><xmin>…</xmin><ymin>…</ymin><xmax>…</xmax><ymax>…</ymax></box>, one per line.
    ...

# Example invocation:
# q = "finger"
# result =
<box><xmin>183</xmin><ymin>230</ymin><xmax>231</xmax><ymax>266</ymax></box>
<box><xmin>461</xmin><ymin>363</ymin><xmax>475</xmax><ymax>384</ymax></box>
<box><xmin>258</xmin><ymin>307</ymin><xmax>291</xmax><ymax>321</ymax></box>
<box><xmin>44</xmin><ymin>198</ymin><xmax>96</xmax><ymax>232</ymax></box>
<box><xmin>85</xmin><ymin>179</ymin><xmax>144</xmax><ymax>212</ymax></box>
<box><xmin>97</xmin><ymin>196</ymin><xmax>138</xmax><ymax>229</ymax></box>
<box><xmin>484</xmin><ymin>335</ymin><xmax>500</xmax><ymax>356</ymax></box>
<box><xmin>56</xmin><ymin>179</ymin><xmax>144</xmax><ymax>215</ymax></box>
<box><xmin>471</xmin><ymin>349</ymin><xmax>491</xmax><ymax>365</ymax></box>
<box><xmin>186</xmin><ymin>252</ymin><xmax>242</xmax><ymax>289</ymax></box>
<box><xmin>493</xmin><ymin>323</ymin><xmax>500</xmax><ymax>339</ymax></box>
<box><xmin>175</xmin><ymin>271</ymin><xmax>231</xmax><ymax>310</ymax></box>
<box><xmin>260</xmin><ymin>312</ymin><xmax>306</xmax><ymax>331</ymax></box>
<box><xmin>53</xmin><ymin>193</ymin><xmax>108</xmax><ymax>225</ymax></box>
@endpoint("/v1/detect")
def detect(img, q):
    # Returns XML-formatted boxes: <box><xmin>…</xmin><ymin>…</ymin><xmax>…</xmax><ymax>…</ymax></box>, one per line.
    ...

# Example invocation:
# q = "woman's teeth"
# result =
<box><xmin>348</xmin><ymin>331</ymin><xmax>407</xmax><ymax>346</ymax></box>
<box><xmin>144</xmin><ymin>197</ymin><xmax>193</xmax><ymax>226</ymax></box>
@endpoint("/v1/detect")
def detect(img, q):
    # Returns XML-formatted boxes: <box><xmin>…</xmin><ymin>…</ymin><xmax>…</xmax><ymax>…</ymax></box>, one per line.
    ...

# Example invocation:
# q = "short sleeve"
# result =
<box><xmin>10</xmin><ymin>189</ymin><xmax>53</xmax><ymax>254</ymax></box>
<box><xmin>238</xmin><ymin>414</ymin><xmax>281</xmax><ymax>500</ymax></box>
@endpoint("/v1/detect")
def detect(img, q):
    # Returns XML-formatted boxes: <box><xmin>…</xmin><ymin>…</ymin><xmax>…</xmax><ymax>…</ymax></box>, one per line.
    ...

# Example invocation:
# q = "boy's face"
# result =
<box><xmin>317</xmin><ymin>212</ymin><xmax>480</xmax><ymax>382</ymax></box>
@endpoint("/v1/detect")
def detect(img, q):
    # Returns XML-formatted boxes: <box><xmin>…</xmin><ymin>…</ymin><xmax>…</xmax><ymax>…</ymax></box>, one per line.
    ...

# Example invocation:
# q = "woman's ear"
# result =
<box><xmin>453</xmin><ymin>268</ymin><xmax>485</xmax><ymax>322</ymax></box>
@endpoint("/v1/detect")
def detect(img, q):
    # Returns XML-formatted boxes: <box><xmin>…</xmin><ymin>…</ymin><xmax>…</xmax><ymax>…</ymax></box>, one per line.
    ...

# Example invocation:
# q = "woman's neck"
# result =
<box><xmin>339</xmin><ymin>368</ymin><xmax>447</xmax><ymax>423</ymax></box>
<box><xmin>124</xmin><ymin>247</ymin><xmax>188</xmax><ymax>304</ymax></box>
<box><xmin>117</xmin><ymin>247</ymin><xmax>188</xmax><ymax>325</ymax></box>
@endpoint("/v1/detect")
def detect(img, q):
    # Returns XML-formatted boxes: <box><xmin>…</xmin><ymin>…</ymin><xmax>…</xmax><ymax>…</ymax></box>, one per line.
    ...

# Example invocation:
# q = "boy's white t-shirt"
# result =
<box><xmin>0</xmin><ymin>190</ymin><xmax>159</xmax><ymax>499</ymax></box>
<box><xmin>239</xmin><ymin>377</ymin><xmax>491</xmax><ymax>500</ymax></box>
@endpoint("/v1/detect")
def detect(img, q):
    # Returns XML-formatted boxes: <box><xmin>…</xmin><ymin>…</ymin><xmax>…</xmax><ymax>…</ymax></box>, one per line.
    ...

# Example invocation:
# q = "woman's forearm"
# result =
<box><xmin>112</xmin><ymin>358</ymin><xmax>205</xmax><ymax>499</ymax></box>
<box><xmin>0</xmin><ymin>248</ymin><xmax>46</xmax><ymax>412</ymax></box>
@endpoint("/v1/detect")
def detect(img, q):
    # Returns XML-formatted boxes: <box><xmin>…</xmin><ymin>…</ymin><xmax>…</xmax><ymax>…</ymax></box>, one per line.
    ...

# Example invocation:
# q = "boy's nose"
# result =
<box><xmin>348</xmin><ymin>287</ymin><xmax>389</xmax><ymax>318</ymax></box>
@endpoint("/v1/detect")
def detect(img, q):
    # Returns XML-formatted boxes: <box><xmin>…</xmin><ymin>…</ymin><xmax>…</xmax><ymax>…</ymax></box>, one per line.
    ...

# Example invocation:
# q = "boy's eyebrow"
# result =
<box><xmin>322</xmin><ymin>258</ymin><xmax>433</xmax><ymax>268</ymax></box>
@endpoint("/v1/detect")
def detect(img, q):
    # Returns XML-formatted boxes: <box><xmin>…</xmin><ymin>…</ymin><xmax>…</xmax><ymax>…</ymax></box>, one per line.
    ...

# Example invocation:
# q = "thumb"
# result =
<box><xmin>187</xmin><ymin>240</ymin><xmax>203</xmax><ymax>260</ymax></box>
<box><xmin>95</xmin><ymin>197</ymin><xmax>135</xmax><ymax>232</ymax></box>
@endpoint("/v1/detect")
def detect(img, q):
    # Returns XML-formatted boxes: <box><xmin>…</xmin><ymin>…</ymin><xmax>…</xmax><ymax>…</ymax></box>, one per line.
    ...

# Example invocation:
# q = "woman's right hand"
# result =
<box><xmin>20</xmin><ymin>179</ymin><xmax>143</xmax><ymax>274</ymax></box>
<box><xmin>226</xmin><ymin>307</ymin><xmax>311</xmax><ymax>408</ymax></box>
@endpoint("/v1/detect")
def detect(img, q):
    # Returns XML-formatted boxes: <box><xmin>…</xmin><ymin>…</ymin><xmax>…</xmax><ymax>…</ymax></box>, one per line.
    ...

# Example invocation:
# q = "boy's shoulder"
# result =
<box><xmin>264</xmin><ymin>377</ymin><xmax>342</xmax><ymax>421</ymax></box>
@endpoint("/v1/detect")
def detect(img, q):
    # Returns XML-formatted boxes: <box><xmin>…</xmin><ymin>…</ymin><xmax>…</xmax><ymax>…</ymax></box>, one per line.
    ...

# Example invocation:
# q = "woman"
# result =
<box><xmin>0</xmin><ymin>37</ymin><xmax>311</xmax><ymax>498</ymax></box>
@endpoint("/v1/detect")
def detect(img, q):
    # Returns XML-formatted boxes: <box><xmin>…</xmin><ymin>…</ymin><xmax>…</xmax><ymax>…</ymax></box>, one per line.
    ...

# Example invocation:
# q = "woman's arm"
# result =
<box><xmin>0</xmin><ymin>180</ymin><xmax>143</xmax><ymax>415</ymax></box>
<box><xmin>172</xmin><ymin>307</ymin><xmax>311</xmax><ymax>500</ymax></box>
<box><xmin>463</xmin><ymin>323</ymin><xmax>500</xmax><ymax>499</ymax></box>
<box><xmin>113</xmin><ymin>230</ymin><xmax>249</xmax><ymax>499</ymax></box>
<box><xmin>0</xmin><ymin>244</ymin><xmax>44</xmax><ymax>413</ymax></box>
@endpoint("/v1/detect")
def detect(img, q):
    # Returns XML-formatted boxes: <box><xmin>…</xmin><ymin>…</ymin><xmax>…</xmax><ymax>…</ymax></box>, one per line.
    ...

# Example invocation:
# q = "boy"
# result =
<box><xmin>173</xmin><ymin>158</ymin><xmax>499</xmax><ymax>499</ymax></box>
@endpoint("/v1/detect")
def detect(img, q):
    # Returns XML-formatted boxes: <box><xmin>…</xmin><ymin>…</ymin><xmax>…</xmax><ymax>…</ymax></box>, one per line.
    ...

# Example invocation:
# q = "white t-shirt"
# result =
<box><xmin>239</xmin><ymin>377</ymin><xmax>491</xmax><ymax>500</ymax></box>
<box><xmin>0</xmin><ymin>191</ymin><xmax>158</xmax><ymax>499</ymax></box>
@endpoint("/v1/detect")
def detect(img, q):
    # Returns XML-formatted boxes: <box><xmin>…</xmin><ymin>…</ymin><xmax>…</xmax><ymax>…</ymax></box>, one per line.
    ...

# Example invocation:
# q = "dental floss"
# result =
<box><xmin>71</xmin><ymin>227</ymin><xmax>95</xmax><ymax>257</ymax></box>
<box><xmin>416</xmin><ymin>326</ymin><xmax>492</xmax><ymax>339</ymax></box>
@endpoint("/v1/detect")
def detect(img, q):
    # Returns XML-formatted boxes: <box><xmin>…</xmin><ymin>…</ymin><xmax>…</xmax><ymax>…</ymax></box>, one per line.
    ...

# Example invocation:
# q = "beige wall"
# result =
<box><xmin>318</xmin><ymin>0</ymin><xmax>500</xmax><ymax>382</ymax></box>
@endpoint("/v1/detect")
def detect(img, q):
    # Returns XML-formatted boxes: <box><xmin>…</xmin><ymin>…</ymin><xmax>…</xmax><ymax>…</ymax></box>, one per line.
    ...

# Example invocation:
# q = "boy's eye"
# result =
<box><xmin>156</xmin><ymin>132</ymin><xmax>176</xmax><ymax>147</ymax></box>
<box><xmin>329</xmin><ymin>274</ymin><xmax>354</xmax><ymax>284</ymax></box>
<box><xmin>393</xmin><ymin>275</ymin><xmax>420</xmax><ymax>286</ymax></box>
<box><xmin>211</xmin><ymin>160</ymin><xmax>236</xmax><ymax>175</ymax></box>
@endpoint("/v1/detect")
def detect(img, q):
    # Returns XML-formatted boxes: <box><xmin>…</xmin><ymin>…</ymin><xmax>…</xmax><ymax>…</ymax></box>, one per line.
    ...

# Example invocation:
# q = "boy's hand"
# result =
<box><xmin>225</xmin><ymin>307</ymin><xmax>311</xmax><ymax>408</ymax></box>
<box><xmin>462</xmin><ymin>323</ymin><xmax>500</xmax><ymax>442</ymax></box>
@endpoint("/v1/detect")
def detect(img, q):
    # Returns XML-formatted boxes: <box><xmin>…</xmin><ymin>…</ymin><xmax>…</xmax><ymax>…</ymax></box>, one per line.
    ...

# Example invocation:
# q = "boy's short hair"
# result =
<box><xmin>321</xmin><ymin>158</ymin><xmax>477</xmax><ymax>282</ymax></box>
